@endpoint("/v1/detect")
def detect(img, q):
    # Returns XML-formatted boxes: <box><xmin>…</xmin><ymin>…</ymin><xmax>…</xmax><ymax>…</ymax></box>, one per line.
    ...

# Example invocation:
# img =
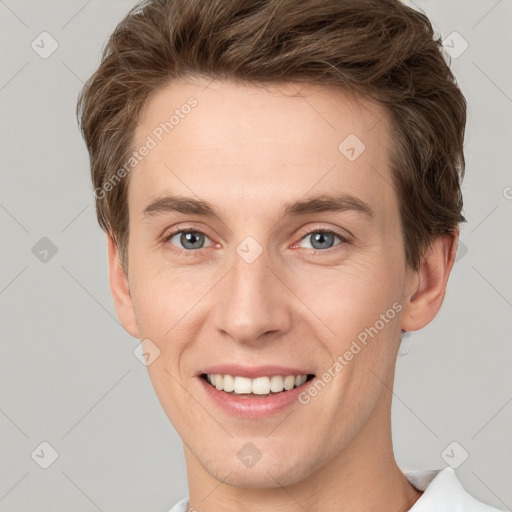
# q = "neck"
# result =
<box><xmin>184</xmin><ymin>370</ymin><xmax>423</xmax><ymax>512</ymax></box>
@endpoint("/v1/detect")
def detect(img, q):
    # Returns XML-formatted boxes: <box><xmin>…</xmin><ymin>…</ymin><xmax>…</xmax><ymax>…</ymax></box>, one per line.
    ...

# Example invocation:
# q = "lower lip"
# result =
<box><xmin>198</xmin><ymin>376</ymin><xmax>313</xmax><ymax>419</ymax></box>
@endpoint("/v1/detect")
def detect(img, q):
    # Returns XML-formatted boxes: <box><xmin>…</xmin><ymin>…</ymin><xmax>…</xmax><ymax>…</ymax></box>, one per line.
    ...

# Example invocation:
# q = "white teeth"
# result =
<box><xmin>284</xmin><ymin>375</ymin><xmax>295</xmax><ymax>390</ymax></box>
<box><xmin>295</xmin><ymin>375</ymin><xmax>307</xmax><ymax>387</ymax></box>
<box><xmin>270</xmin><ymin>375</ymin><xmax>284</xmax><ymax>392</ymax></box>
<box><xmin>222</xmin><ymin>374</ymin><xmax>235</xmax><ymax>392</ymax></box>
<box><xmin>205</xmin><ymin>373</ymin><xmax>309</xmax><ymax>395</ymax></box>
<box><xmin>251</xmin><ymin>376</ymin><xmax>270</xmax><ymax>395</ymax></box>
<box><xmin>234</xmin><ymin>376</ymin><xmax>252</xmax><ymax>394</ymax></box>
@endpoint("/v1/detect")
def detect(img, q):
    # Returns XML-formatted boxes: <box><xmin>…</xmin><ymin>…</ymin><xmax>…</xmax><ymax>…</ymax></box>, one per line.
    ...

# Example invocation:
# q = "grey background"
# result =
<box><xmin>0</xmin><ymin>0</ymin><xmax>511</xmax><ymax>510</ymax></box>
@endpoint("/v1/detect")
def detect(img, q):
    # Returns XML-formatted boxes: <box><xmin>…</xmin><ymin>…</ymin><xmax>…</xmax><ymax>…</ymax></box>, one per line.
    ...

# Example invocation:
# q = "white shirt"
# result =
<box><xmin>167</xmin><ymin>467</ymin><xmax>506</xmax><ymax>511</ymax></box>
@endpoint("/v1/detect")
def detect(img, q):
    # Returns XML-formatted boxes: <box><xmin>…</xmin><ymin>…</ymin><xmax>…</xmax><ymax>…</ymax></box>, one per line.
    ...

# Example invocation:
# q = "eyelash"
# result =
<box><xmin>162</xmin><ymin>226</ymin><xmax>350</xmax><ymax>257</ymax></box>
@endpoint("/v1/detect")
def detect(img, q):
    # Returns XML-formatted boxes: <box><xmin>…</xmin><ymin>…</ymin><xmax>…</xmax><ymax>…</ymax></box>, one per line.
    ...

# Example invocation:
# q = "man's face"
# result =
<box><xmin>122</xmin><ymin>78</ymin><xmax>415</xmax><ymax>486</ymax></box>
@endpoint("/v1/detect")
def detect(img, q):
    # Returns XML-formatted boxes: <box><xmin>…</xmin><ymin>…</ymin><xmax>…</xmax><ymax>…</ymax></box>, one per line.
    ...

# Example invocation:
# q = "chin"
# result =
<box><xmin>199</xmin><ymin>446</ymin><xmax>313</xmax><ymax>489</ymax></box>
<box><xmin>212</xmin><ymin>465</ymin><xmax>302</xmax><ymax>489</ymax></box>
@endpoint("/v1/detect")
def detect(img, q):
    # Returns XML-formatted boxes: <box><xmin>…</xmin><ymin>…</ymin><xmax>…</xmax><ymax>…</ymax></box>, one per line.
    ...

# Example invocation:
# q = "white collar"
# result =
<box><xmin>403</xmin><ymin>467</ymin><xmax>504</xmax><ymax>511</ymax></box>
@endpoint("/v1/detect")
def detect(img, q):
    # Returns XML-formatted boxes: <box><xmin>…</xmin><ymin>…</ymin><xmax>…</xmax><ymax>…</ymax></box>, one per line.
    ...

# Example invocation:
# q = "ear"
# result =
<box><xmin>401</xmin><ymin>230</ymin><xmax>458</xmax><ymax>332</ymax></box>
<box><xmin>107</xmin><ymin>233</ymin><xmax>140</xmax><ymax>339</ymax></box>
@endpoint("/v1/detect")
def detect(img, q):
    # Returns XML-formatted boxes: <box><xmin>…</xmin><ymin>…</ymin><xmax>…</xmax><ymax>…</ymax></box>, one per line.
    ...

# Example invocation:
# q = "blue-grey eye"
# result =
<box><xmin>168</xmin><ymin>230</ymin><xmax>212</xmax><ymax>250</ymax></box>
<box><xmin>300</xmin><ymin>231</ymin><xmax>342</xmax><ymax>250</ymax></box>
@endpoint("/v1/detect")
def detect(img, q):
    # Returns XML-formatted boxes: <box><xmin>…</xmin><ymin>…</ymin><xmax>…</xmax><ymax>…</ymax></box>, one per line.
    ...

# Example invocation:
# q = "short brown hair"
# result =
<box><xmin>77</xmin><ymin>0</ymin><xmax>467</xmax><ymax>272</ymax></box>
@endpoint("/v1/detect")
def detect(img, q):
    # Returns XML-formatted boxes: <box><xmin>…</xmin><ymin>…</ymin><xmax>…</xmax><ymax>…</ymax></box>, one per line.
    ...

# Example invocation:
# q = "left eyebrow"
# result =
<box><xmin>142</xmin><ymin>192</ymin><xmax>374</xmax><ymax>220</ymax></box>
<box><xmin>283</xmin><ymin>193</ymin><xmax>374</xmax><ymax>218</ymax></box>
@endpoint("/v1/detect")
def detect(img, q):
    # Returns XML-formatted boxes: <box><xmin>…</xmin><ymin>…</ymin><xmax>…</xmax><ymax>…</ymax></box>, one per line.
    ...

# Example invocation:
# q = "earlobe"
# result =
<box><xmin>401</xmin><ymin>231</ymin><xmax>458</xmax><ymax>332</ymax></box>
<box><xmin>107</xmin><ymin>233</ymin><xmax>140</xmax><ymax>339</ymax></box>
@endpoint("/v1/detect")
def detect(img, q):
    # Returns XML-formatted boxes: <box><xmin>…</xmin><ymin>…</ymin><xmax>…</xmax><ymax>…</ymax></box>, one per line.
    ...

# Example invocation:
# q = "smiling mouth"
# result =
<box><xmin>201</xmin><ymin>373</ymin><xmax>315</xmax><ymax>397</ymax></box>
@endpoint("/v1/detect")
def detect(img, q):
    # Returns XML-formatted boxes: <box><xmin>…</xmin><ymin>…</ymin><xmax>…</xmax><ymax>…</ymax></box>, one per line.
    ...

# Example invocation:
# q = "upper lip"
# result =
<box><xmin>197</xmin><ymin>364</ymin><xmax>315</xmax><ymax>379</ymax></box>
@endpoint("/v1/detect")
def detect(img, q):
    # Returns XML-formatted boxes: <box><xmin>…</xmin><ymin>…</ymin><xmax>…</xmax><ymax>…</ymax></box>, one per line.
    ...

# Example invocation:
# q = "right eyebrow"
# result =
<box><xmin>142</xmin><ymin>195</ymin><xmax>222</xmax><ymax>220</ymax></box>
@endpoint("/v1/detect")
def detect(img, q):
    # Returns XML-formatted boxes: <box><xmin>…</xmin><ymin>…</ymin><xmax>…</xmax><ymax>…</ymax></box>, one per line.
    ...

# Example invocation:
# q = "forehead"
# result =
<box><xmin>129</xmin><ymin>78</ymin><xmax>397</xmax><ymax>224</ymax></box>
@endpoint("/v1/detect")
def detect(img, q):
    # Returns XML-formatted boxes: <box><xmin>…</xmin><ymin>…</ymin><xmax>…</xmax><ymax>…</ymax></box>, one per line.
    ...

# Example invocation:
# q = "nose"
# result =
<box><xmin>212</xmin><ymin>244</ymin><xmax>293</xmax><ymax>346</ymax></box>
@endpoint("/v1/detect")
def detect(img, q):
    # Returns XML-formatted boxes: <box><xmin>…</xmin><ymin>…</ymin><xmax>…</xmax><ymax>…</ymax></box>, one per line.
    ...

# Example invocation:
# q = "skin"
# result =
<box><xmin>107</xmin><ymin>77</ymin><xmax>457</xmax><ymax>511</ymax></box>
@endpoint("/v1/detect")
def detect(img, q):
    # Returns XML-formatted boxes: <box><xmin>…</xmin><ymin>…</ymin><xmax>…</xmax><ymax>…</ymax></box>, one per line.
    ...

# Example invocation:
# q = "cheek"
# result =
<box><xmin>291</xmin><ymin>258</ymin><xmax>402</xmax><ymax>331</ymax></box>
<box><xmin>128</xmin><ymin>264</ymin><xmax>214</xmax><ymax>352</ymax></box>
<box><xmin>290</xmin><ymin>260</ymin><xmax>405</xmax><ymax>395</ymax></box>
